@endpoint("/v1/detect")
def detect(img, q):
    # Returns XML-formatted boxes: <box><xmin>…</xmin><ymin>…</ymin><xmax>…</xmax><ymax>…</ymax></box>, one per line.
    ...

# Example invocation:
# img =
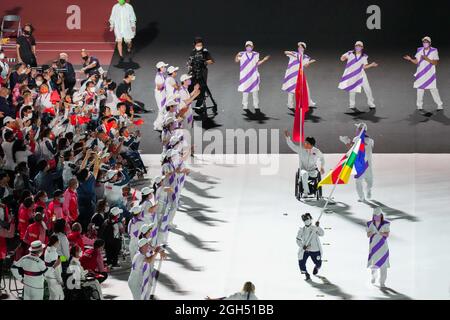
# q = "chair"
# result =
<box><xmin>1</xmin><ymin>15</ymin><xmax>22</xmax><ymax>40</ymax></box>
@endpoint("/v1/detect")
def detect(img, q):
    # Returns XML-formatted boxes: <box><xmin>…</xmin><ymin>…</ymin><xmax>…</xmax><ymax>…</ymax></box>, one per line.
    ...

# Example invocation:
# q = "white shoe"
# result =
<box><xmin>309</xmin><ymin>101</ymin><xmax>317</xmax><ymax>108</ymax></box>
<box><xmin>302</xmin><ymin>193</ymin><xmax>309</xmax><ymax>198</ymax></box>
<box><xmin>417</xmin><ymin>105</ymin><xmax>423</xmax><ymax>110</ymax></box>
<box><xmin>437</xmin><ymin>105</ymin><xmax>443</xmax><ymax>111</ymax></box>
<box><xmin>358</xmin><ymin>198</ymin><xmax>366</xmax><ymax>202</ymax></box>
<box><xmin>242</xmin><ymin>105</ymin><xmax>248</xmax><ymax>110</ymax></box>
<box><xmin>369</xmin><ymin>104</ymin><xmax>376</xmax><ymax>109</ymax></box>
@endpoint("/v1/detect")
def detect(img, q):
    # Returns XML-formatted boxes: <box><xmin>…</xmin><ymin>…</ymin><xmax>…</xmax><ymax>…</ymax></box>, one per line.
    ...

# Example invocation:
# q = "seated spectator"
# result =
<box><xmin>68</xmin><ymin>222</ymin><xmax>84</xmax><ymax>251</ymax></box>
<box><xmin>79</xmin><ymin>239</ymin><xmax>108</xmax><ymax>282</ymax></box>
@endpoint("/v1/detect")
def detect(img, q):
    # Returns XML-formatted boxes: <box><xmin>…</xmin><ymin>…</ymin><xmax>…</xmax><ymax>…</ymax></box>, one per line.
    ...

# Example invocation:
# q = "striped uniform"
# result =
<box><xmin>238</xmin><ymin>51</ymin><xmax>260</xmax><ymax>93</ymax></box>
<box><xmin>366</xmin><ymin>220</ymin><xmax>390</xmax><ymax>269</ymax></box>
<box><xmin>413</xmin><ymin>46</ymin><xmax>443</xmax><ymax>108</ymax></box>
<box><xmin>154</xmin><ymin>72</ymin><xmax>166</xmax><ymax>109</ymax></box>
<box><xmin>282</xmin><ymin>52</ymin><xmax>311</xmax><ymax>93</ymax></box>
<box><xmin>156</xmin><ymin>161</ymin><xmax>178</xmax><ymax>245</ymax></box>
<box><xmin>338</xmin><ymin>51</ymin><xmax>368</xmax><ymax>93</ymax></box>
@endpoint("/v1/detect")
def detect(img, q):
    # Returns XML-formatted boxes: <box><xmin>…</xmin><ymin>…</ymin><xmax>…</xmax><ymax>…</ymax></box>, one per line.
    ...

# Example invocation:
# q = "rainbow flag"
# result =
<box><xmin>318</xmin><ymin>130</ymin><xmax>367</xmax><ymax>187</ymax></box>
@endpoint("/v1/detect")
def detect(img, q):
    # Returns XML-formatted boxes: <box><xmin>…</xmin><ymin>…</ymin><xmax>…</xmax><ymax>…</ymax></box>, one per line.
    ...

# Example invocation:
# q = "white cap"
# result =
<box><xmin>165</xmin><ymin>97</ymin><xmax>179</xmax><ymax>107</ymax></box>
<box><xmin>355</xmin><ymin>41</ymin><xmax>364</xmax><ymax>47</ymax></box>
<box><xmin>138</xmin><ymin>238</ymin><xmax>150</xmax><ymax>248</ymax></box>
<box><xmin>110</xmin><ymin>207</ymin><xmax>123</xmax><ymax>217</ymax></box>
<box><xmin>106</xmin><ymin>169</ymin><xmax>118</xmax><ymax>180</ymax></box>
<box><xmin>139</xmin><ymin>223</ymin><xmax>155</xmax><ymax>235</ymax></box>
<box><xmin>373</xmin><ymin>207</ymin><xmax>383</xmax><ymax>216</ymax></box>
<box><xmin>156</xmin><ymin>61</ymin><xmax>168</xmax><ymax>69</ymax></box>
<box><xmin>3</xmin><ymin>116</ymin><xmax>14</xmax><ymax>125</ymax></box>
<box><xmin>130</xmin><ymin>205</ymin><xmax>142</xmax><ymax>215</ymax></box>
<box><xmin>167</xmin><ymin>66</ymin><xmax>179</xmax><ymax>74</ymax></box>
<box><xmin>298</xmin><ymin>42</ymin><xmax>307</xmax><ymax>49</ymax></box>
<box><xmin>154</xmin><ymin>175</ymin><xmax>165</xmax><ymax>184</ymax></box>
<box><xmin>245</xmin><ymin>40</ymin><xmax>254</xmax><ymax>47</ymax></box>
<box><xmin>180</xmin><ymin>74</ymin><xmax>192</xmax><ymax>82</ymax></box>
<box><xmin>163</xmin><ymin>116</ymin><xmax>176</xmax><ymax>127</ymax></box>
<box><xmin>422</xmin><ymin>36</ymin><xmax>431</xmax><ymax>43</ymax></box>
<box><xmin>355</xmin><ymin>122</ymin><xmax>367</xmax><ymax>130</ymax></box>
<box><xmin>29</xmin><ymin>240</ymin><xmax>45</xmax><ymax>252</ymax></box>
<box><xmin>141</xmin><ymin>187</ymin><xmax>153</xmax><ymax>196</ymax></box>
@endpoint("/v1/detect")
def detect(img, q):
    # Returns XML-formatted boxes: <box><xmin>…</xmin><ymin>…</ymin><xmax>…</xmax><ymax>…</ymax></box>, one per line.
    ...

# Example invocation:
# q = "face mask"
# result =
<box><xmin>104</xmin><ymin>206</ymin><xmax>110</xmax><ymax>212</ymax></box>
<box><xmin>89</xmin><ymin>87</ymin><xmax>95</xmax><ymax>93</ymax></box>
<box><xmin>42</xmin><ymin>197</ymin><xmax>48</xmax><ymax>203</ymax></box>
<box><xmin>304</xmin><ymin>219</ymin><xmax>312</xmax><ymax>226</ymax></box>
<box><xmin>423</xmin><ymin>42</ymin><xmax>430</xmax><ymax>48</ymax></box>
<box><xmin>118</xmin><ymin>0</ymin><xmax>126</xmax><ymax>4</ymax></box>
<box><xmin>0</xmin><ymin>53</ymin><xmax>4</xmax><ymax>59</ymax></box>
<box><xmin>246</xmin><ymin>46</ymin><xmax>253</xmax><ymax>52</ymax></box>
<box><xmin>195</xmin><ymin>46</ymin><xmax>203</xmax><ymax>51</ymax></box>
<box><xmin>355</xmin><ymin>46</ymin><xmax>362</xmax><ymax>52</ymax></box>
<box><xmin>24</xmin><ymin>30</ymin><xmax>31</xmax><ymax>36</ymax></box>
<box><xmin>35</xmin><ymin>80</ymin><xmax>43</xmax><ymax>86</ymax></box>
<box><xmin>373</xmin><ymin>215</ymin><xmax>381</xmax><ymax>222</ymax></box>
<box><xmin>59</xmin><ymin>59</ymin><xmax>66</xmax><ymax>64</ymax></box>
<box><xmin>131</xmin><ymin>75</ymin><xmax>136</xmax><ymax>81</ymax></box>
<box><xmin>186</xmin><ymin>79</ymin><xmax>192</xmax><ymax>86</ymax></box>
<box><xmin>58</xmin><ymin>197</ymin><xmax>64</xmax><ymax>203</ymax></box>
<box><xmin>82</xmin><ymin>56</ymin><xmax>89</xmax><ymax>61</ymax></box>
<box><xmin>20</xmin><ymin>69</ymin><xmax>26</xmax><ymax>74</ymax></box>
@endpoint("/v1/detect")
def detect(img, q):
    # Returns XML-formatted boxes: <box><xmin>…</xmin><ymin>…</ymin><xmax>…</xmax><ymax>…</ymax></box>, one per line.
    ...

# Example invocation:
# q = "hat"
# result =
<box><xmin>180</xmin><ymin>74</ymin><xmax>192</xmax><ymax>82</ymax></box>
<box><xmin>355</xmin><ymin>122</ymin><xmax>367</xmax><ymax>131</ymax></box>
<box><xmin>139</xmin><ymin>223</ymin><xmax>155</xmax><ymax>235</ymax></box>
<box><xmin>3</xmin><ymin>116</ymin><xmax>14</xmax><ymax>125</ymax></box>
<box><xmin>156</xmin><ymin>61</ymin><xmax>169</xmax><ymax>69</ymax></box>
<box><xmin>165</xmin><ymin>97</ymin><xmax>179</xmax><ymax>107</ymax></box>
<box><xmin>154</xmin><ymin>175</ymin><xmax>165</xmax><ymax>184</ymax></box>
<box><xmin>106</xmin><ymin>169</ymin><xmax>118</xmax><ymax>180</ymax></box>
<box><xmin>138</xmin><ymin>238</ymin><xmax>150</xmax><ymax>248</ymax></box>
<box><xmin>422</xmin><ymin>36</ymin><xmax>432</xmax><ymax>43</ymax></box>
<box><xmin>163</xmin><ymin>116</ymin><xmax>176</xmax><ymax>127</ymax></box>
<box><xmin>125</xmin><ymin>69</ymin><xmax>135</xmax><ymax>77</ymax></box>
<box><xmin>298</xmin><ymin>42</ymin><xmax>307</xmax><ymax>49</ymax></box>
<box><xmin>29</xmin><ymin>240</ymin><xmax>45</xmax><ymax>252</ymax></box>
<box><xmin>245</xmin><ymin>40</ymin><xmax>254</xmax><ymax>47</ymax></box>
<box><xmin>141</xmin><ymin>187</ymin><xmax>154</xmax><ymax>196</ymax></box>
<box><xmin>130</xmin><ymin>205</ymin><xmax>142</xmax><ymax>215</ymax></box>
<box><xmin>355</xmin><ymin>41</ymin><xmax>364</xmax><ymax>47</ymax></box>
<box><xmin>373</xmin><ymin>207</ymin><xmax>383</xmax><ymax>216</ymax></box>
<box><xmin>59</xmin><ymin>52</ymin><xmax>68</xmax><ymax>59</ymax></box>
<box><xmin>167</xmin><ymin>66</ymin><xmax>179</xmax><ymax>74</ymax></box>
<box><xmin>110</xmin><ymin>207</ymin><xmax>123</xmax><ymax>217</ymax></box>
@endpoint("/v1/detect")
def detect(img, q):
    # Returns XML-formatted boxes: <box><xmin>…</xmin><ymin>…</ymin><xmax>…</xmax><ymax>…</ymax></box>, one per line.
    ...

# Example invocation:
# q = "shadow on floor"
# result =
<box><xmin>170</xmin><ymin>229</ymin><xmax>218</xmax><ymax>253</ymax></box>
<box><xmin>242</xmin><ymin>109</ymin><xmax>279</xmax><ymax>124</ymax></box>
<box><xmin>184</xmin><ymin>181</ymin><xmax>221</xmax><ymax>199</ymax></box>
<box><xmin>344</xmin><ymin>108</ymin><xmax>387</xmax><ymax>123</ymax></box>
<box><xmin>374</xmin><ymin>286</ymin><xmax>412</xmax><ymax>300</ymax></box>
<box><xmin>367</xmin><ymin>199</ymin><xmax>419</xmax><ymax>222</ymax></box>
<box><xmin>165</xmin><ymin>246</ymin><xmax>206</xmax><ymax>270</ymax></box>
<box><xmin>307</xmin><ymin>275</ymin><xmax>353</xmax><ymax>300</ymax></box>
<box><xmin>304</xmin><ymin>199</ymin><xmax>367</xmax><ymax>228</ymax></box>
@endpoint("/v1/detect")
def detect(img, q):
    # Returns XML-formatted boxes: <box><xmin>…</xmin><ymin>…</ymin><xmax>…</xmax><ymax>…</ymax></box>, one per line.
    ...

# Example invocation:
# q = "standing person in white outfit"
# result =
<box><xmin>234</xmin><ymin>41</ymin><xmax>270</xmax><ymax>111</ymax></box>
<box><xmin>282</xmin><ymin>42</ymin><xmax>317</xmax><ymax>110</ymax></box>
<box><xmin>296</xmin><ymin>213</ymin><xmax>324</xmax><ymax>281</ymax></box>
<box><xmin>11</xmin><ymin>240</ymin><xmax>49</xmax><ymax>300</ymax></box>
<box><xmin>165</xmin><ymin>66</ymin><xmax>180</xmax><ymax>104</ymax></box>
<box><xmin>339</xmin><ymin>122</ymin><xmax>374</xmax><ymax>202</ymax></box>
<box><xmin>128</xmin><ymin>205</ymin><xmax>146</xmax><ymax>259</ymax></box>
<box><xmin>366</xmin><ymin>207</ymin><xmax>390</xmax><ymax>287</ymax></box>
<box><xmin>284</xmin><ymin>130</ymin><xmax>325</xmax><ymax>198</ymax></box>
<box><xmin>403</xmin><ymin>36</ymin><xmax>444</xmax><ymax>111</ymax></box>
<box><xmin>206</xmin><ymin>281</ymin><xmax>258</xmax><ymax>300</ymax></box>
<box><xmin>109</xmin><ymin>0</ymin><xmax>137</xmax><ymax>63</ymax></box>
<box><xmin>44</xmin><ymin>235</ymin><xmax>64</xmax><ymax>300</ymax></box>
<box><xmin>153</xmin><ymin>61</ymin><xmax>169</xmax><ymax>131</ymax></box>
<box><xmin>338</xmin><ymin>41</ymin><xmax>378</xmax><ymax>110</ymax></box>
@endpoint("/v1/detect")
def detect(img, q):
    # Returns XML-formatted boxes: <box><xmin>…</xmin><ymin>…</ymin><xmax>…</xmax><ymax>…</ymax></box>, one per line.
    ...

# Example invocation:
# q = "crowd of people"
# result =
<box><xmin>0</xmin><ymin>15</ymin><xmax>198</xmax><ymax>299</ymax></box>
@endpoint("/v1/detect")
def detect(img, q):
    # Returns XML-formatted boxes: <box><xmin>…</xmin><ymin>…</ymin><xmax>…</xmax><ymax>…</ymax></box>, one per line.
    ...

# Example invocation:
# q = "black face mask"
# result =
<box><xmin>59</xmin><ymin>59</ymin><xmax>66</xmax><ymax>65</ymax></box>
<box><xmin>82</xmin><ymin>56</ymin><xmax>89</xmax><ymax>61</ymax></box>
<box><xmin>24</xmin><ymin>30</ymin><xmax>32</xmax><ymax>36</ymax></box>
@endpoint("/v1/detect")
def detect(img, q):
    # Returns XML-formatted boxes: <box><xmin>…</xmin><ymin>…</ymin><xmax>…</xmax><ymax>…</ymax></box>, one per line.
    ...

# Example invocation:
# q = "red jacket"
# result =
<box><xmin>46</xmin><ymin>200</ymin><xmax>63</xmax><ymax>230</ymax></box>
<box><xmin>18</xmin><ymin>205</ymin><xmax>33</xmax><ymax>240</ymax></box>
<box><xmin>23</xmin><ymin>222</ymin><xmax>47</xmax><ymax>245</ymax></box>
<box><xmin>67</xmin><ymin>231</ymin><xmax>84</xmax><ymax>251</ymax></box>
<box><xmin>63</xmin><ymin>189</ymin><xmax>78</xmax><ymax>222</ymax></box>
<box><xmin>80</xmin><ymin>248</ymin><xmax>105</xmax><ymax>273</ymax></box>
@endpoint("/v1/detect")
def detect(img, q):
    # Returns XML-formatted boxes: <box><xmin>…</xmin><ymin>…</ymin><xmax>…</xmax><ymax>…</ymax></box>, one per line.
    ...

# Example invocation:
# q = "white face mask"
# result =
<box><xmin>131</xmin><ymin>75</ymin><xmax>136</xmax><ymax>81</ymax></box>
<box><xmin>20</xmin><ymin>69</ymin><xmax>26</xmax><ymax>74</ymax></box>
<box><xmin>195</xmin><ymin>46</ymin><xmax>203</xmax><ymax>51</ymax></box>
<box><xmin>104</xmin><ymin>206</ymin><xmax>110</xmax><ymax>212</ymax></box>
<box><xmin>89</xmin><ymin>87</ymin><xmax>95</xmax><ymax>93</ymax></box>
<box><xmin>0</xmin><ymin>53</ymin><xmax>5</xmax><ymax>59</ymax></box>
<box><xmin>304</xmin><ymin>219</ymin><xmax>312</xmax><ymax>226</ymax></box>
<box><xmin>35</xmin><ymin>80</ymin><xmax>43</xmax><ymax>86</ymax></box>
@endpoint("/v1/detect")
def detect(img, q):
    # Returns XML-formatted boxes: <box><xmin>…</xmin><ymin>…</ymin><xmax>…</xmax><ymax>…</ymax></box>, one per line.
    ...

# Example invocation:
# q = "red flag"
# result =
<box><xmin>292</xmin><ymin>54</ymin><xmax>309</xmax><ymax>143</ymax></box>
<box><xmin>43</xmin><ymin>107</ymin><xmax>56</xmax><ymax>116</ymax></box>
<box><xmin>133</xmin><ymin>119</ymin><xmax>145</xmax><ymax>126</ymax></box>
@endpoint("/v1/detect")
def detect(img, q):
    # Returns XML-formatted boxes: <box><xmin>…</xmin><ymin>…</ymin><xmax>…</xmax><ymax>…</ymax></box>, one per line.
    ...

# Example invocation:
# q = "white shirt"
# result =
<box><xmin>225</xmin><ymin>291</ymin><xmax>258</xmax><ymax>300</ymax></box>
<box><xmin>1</xmin><ymin>140</ymin><xmax>15</xmax><ymax>171</ymax></box>
<box><xmin>286</xmin><ymin>137</ymin><xmax>325</xmax><ymax>173</ymax></box>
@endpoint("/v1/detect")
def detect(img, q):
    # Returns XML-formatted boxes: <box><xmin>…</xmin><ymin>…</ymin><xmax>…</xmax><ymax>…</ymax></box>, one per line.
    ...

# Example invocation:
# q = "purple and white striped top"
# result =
<box><xmin>238</xmin><ymin>51</ymin><xmax>260</xmax><ymax>93</ymax></box>
<box><xmin>282</xmin><ymin>52</ymin><xmax>311</xmax><ymax>93</ymax></box>
<box><xmin>338</xmin><ymin>51</ymin><xmax>368</xmax><ymax>93</ymax></box>
<box><xmin>366</xmin><ymin>220</ymin><xmax>390</xmax><ymax>269</ymax></box>
<box><xmin>413</xmin><ymin>47</ymin><xmax>439</xmax><ymax>90</ymax></box>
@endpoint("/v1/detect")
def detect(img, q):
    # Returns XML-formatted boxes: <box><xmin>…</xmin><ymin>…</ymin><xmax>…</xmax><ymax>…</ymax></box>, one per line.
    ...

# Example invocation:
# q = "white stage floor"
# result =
<box><xmin>102</xmin><ymin>154</ymin><xmax>450</xmax><ymax>300</ymax></box>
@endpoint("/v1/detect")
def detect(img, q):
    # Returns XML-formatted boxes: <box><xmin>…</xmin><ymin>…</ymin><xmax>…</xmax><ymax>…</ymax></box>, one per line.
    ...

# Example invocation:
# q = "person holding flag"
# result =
<box><xmin>282</xmin><ymin>42</ymin><xmax>317</xmax><ymax>111</ymax></box>
<box><xmin>338</xmin><ymin>41</ymin><xmax>378</xmax><ymax>110</ymax></box>
<box><xmin>318</xmin><ymin>122</ymin><xmax>373</xmax><ymax>202</ymax></box>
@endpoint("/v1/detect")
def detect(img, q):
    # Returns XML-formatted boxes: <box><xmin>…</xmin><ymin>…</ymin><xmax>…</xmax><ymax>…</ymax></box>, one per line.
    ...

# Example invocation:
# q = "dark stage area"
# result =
<box><xmin>107</xmin><ymin>0</ymin><xmax>450</xmax><ymax>154</ymax></box>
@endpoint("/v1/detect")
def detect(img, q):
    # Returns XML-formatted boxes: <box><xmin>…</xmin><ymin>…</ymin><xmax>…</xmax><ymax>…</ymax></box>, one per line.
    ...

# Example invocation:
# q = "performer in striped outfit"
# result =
<box><xmin>235</xmin><ymin>41</ymin><xmax>270</xmax><ymax>111</ymax></box>
<box><xmin>153</xmin><ymin>61</ymin><xmax>168</xmax><ymax>131</ymax></box>
<box><xmin>338</xmin><ymin>41</ymin><xmax>378</xmax><ymax>110</ymax></box>
<box><xmin>366</xmin><ymin>207</ymin><xmax>390</xmax><ymax>287</ymax></box>
<box><xmin>282</xmin><ymin>42</ymin><xmax>317</xmax><ymax>110</ymax></box>
<box><xmin>403</xmin><ymin>36</ymin><xmax>444</xmax><ymax>111</ymax></box>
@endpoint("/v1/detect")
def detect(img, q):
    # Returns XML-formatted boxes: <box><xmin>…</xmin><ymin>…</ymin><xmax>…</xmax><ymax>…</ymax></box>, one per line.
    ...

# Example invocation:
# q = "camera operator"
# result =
<box><xmin>187</xmin><ymin>37</ymin><xmax>216</xmax><ymax>111</ymax></box>
<box><xmin>57</xmin><ymin>53</ymin><xmax>76</xmax><ymax>94</ymax></box>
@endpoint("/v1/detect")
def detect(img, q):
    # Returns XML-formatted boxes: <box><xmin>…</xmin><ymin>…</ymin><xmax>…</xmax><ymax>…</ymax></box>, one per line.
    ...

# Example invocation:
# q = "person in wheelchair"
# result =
<box><xmin>284</xmin><ymin>130</ymin><xmax>325</xmax><ymax>198</ymax></box>
<box><xmin>65</xmin><ymin>245</ymin><xmax>103</xmax><ymax>300</ymax></box>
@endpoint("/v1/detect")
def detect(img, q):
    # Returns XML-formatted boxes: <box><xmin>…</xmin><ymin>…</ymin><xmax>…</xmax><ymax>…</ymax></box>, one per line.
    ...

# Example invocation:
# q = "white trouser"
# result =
<box><xmin>47</xmin><ymin>279</ymin><xmax>64</xmax><ymax>300</ymax></box>
<box><xmin>129</xmin><ymin>239</ymin><xmax>138</xmax><ymax>260</ymax></box>
<box><xmin>23</xmin><ymin>285</ymin><xmax>44</xmax><ymax>300</ymax></box>
<box><xmin>355</xmin><ymin>168</ymin><xmax>373</xmax><ymax>200</ymax></box>
<box><xmin>299</xmin><ymin>169</ymin><xmax>318</xmax><ymax>195</ymax></box>
<box><xmin>242</xmin><ymin>91</ymin><xmax>259</xmax><ymax>108</ymax></box>
<box><xmin>287</xmin><ymin>83</ymin><xmax>315</xmax><ymax>108</ymax></box>
<box><xmin>416</xmin><ymin>88</ymin><xmax>443</xmax><ymax>108</ymax></box>
<box><xmin>349</xmin><ymin>72</ymin><xmax>375</xmax><ymax>108</ymax></box>
<box><xmin>371</xmin><ymin>265</ymin><xmax>387</xmax><ymax>286</ymax></box>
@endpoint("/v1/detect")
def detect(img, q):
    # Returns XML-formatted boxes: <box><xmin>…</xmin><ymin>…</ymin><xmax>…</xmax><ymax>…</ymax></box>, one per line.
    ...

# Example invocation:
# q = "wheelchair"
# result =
<box><xmin>295</xmin><ymin>169</ymin><xmax>323</xmax><ymax>201</ymax></box>
<box><xmin>62</xmin><ymin>273</ymin><xmax>102</xmax><ymax>300</ymax></box>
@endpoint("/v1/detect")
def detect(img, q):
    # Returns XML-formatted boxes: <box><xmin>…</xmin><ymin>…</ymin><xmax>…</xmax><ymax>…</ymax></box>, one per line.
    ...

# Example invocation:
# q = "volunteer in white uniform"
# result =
<box><xmin>128</xmin><ymin>205</ymin><xmax>146</xmax><ymax>259</ymax></box>
<box><xmin>109</xmin><ymin>0</ymin><xmax>137</xmax><ymax>62</ymax></box>
<box><xmin>44</xmin><ymin>235</ymin><xmax>65</xmax><ymax>300</ymax></box>
<box><xmin>153</xmin><ymin>61</ymin><xmax>169</xmax><ymax>131</ymax></box>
